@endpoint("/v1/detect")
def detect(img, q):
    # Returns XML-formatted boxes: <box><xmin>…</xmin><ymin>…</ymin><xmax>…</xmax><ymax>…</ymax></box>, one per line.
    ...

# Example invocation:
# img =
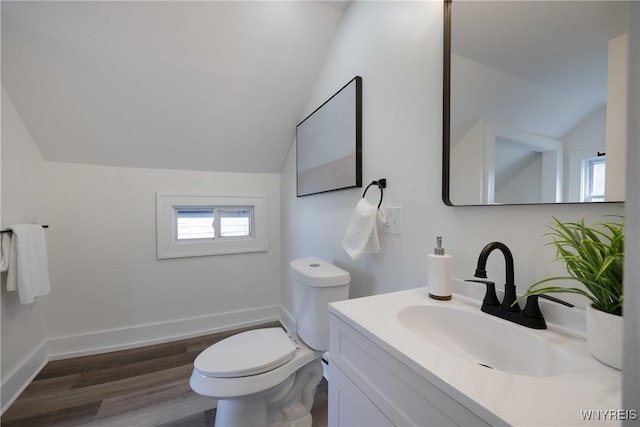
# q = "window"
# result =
<box><xmin>582</xmin><ymin>157</ymin><xmax>606</xmax><ymax>202</ymax></box>
<box><xmin>175</xmin><ymin>207</ymin><xmax>252</xmax><ymax>240</ymax></box>
<box><xmin>157</xmin><ymin>194</ymin><xmax>267</xmax><ymax>259</ymax></box>
<box><xmin>218</xmin><ymin>208</ymin><xmax>252</xmax><ymax>237</ymax></box>
<box><xmin>176</xmin><ymin>209</ymin><xmax>215</xmax><ymax>240</ymax></box>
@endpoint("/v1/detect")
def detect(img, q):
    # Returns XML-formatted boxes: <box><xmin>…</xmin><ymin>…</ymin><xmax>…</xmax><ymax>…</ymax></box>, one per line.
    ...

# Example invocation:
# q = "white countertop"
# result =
<box><xmin>329</xmin><ymin>287</ymin><xmax>622</xmax><ymax>427</ymax></box>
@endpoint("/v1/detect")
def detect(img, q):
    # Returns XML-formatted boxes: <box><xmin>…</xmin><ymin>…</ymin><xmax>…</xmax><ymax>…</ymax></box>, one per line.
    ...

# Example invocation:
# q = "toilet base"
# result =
<box><xmin>213</xmin><ymin>359</ymin><xmax>323</xmax><ymax>427</ymax></box>
<box><xmin>215</xmin><ymin>399</ymin><xmax>312</xmax><ymax>427</ymax></box>
<box><xmin>272</xmin><ymin>413</ymin><xmax>312</xmax><ymax>427</ymax></box>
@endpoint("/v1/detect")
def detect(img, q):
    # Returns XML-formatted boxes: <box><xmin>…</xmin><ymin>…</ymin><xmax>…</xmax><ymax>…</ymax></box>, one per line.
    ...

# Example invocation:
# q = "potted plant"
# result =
<box><xmin>519</xmin><ymin>215</ymin><xmax>624</xmax><ymax>369</ymax></box>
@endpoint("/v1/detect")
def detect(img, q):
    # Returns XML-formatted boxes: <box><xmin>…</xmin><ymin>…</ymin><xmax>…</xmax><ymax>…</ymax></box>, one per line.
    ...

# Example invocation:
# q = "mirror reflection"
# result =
<box><xmin>444</xmin><ymin>0</ymin><xmax>629</xmax><ymax>205</ymax></box>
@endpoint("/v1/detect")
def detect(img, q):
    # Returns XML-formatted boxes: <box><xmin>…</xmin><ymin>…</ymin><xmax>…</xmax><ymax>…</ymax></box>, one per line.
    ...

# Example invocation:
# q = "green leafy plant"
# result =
<box><xmin>518</xmin><ymin>215</ymin><xmax>624</xmax><ymax>316</ymax></box>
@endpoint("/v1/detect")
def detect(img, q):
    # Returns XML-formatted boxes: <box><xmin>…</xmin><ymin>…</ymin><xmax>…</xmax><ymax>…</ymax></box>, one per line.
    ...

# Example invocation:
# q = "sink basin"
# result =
<box><xmin>397</xmin><ymin>305</ymin><xmax>569</xmax><ymax>377</ymax></box>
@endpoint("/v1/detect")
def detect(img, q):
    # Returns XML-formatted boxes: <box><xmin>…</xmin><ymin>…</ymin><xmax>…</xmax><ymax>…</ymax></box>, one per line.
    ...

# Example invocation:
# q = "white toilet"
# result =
<box><xmin>190</xmin><ymin>257</ymin><xmax>350</xmax><ymax>427</ymax></box>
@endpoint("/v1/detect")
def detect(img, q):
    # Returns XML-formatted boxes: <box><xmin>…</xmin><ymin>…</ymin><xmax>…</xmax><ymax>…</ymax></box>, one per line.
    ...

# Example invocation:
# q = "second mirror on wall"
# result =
<box><xmin>443</xmin><ymin>0</ymin><xmax>630</xmax><ymax>206</ymax></box>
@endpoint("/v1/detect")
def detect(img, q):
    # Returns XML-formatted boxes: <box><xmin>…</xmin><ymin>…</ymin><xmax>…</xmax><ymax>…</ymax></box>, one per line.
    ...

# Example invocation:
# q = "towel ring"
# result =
<box><xmin>0</xmin><ymin>225</ymin><xmax>49</xmax><ymax>234</ymax></box>
<box><xmin>362</xmin><ymin>179</ymin><xmax>387</xmax><ymax>209</ymax></box>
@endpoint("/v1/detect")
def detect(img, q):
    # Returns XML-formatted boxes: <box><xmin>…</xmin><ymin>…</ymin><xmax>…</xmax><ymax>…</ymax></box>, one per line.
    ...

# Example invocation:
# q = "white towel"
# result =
<box><xmin>6</xmin><ymin>224</ymin><xmax>52</xmax><ymax>304</ymax></box>
<box><xmin>342</xmin><ymin>198</ymin><xmax>382</xmax><ymax>260</ymax></box>
<box><xmin>1</xmin><ymin>233</ymin><xmax>11</xmax><ymax>272</ymax></box>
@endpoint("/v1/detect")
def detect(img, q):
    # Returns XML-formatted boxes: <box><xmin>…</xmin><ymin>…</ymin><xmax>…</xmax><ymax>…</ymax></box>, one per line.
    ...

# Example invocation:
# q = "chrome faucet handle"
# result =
<box><xmin>465</xmin><ymin>279</ymin><xmax>500</xmax><ymax>307</ymax></box>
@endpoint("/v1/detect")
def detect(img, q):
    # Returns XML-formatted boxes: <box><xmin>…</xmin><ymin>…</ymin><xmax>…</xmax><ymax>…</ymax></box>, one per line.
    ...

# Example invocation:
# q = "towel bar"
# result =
<box><xmin>362</xmin><ymin>179</ymin><xmax>386</xmax><ymax>209</ymax></box>
<box><xmin>0</xmin><ymin>225</ymin><xmax>49</xmax><ymax>234</ymax></box>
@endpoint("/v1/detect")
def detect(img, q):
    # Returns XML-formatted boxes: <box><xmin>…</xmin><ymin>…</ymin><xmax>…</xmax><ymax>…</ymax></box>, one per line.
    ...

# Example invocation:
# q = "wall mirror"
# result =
<box><xmin>443</xmin><ymin>0</ymin><xmax>630</xmax><ymax>206</ymax></box>
<box><xmin>297</xmin><ymin>76</ymin><xmax>362</xmax><ymax>197</ymax></box>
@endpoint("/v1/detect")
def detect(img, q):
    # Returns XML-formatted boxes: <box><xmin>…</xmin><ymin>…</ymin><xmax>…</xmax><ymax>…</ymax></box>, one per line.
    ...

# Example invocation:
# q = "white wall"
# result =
<box><xmin>495</xmin><ymin>156</ymin><xmax>542</xmax><ymax>204</ymax></box>
<box><xmin>450</xmin><ymin>54</ymin><xmax>594</xmax><ymax>146</ymax></box>
<box><xmin>563</xmin><ymin>107</ymin><xmax>606</xmax><ymax>202</ymax></box>
<box><xmin>606</xmin><ymin>33</ymin><xmax>629</xmax><ymax>202</ymax></box>
<box><xmin>1</xmin><ymin>87</ymin><xmax>49</xmax><ymax>412</ymax></box>
<box><xmin>1</xmin><ymin>85</ymin><xmax>283</xmax><ymax>408</ymax></box>
<box><xmin>450</xmin><ymin>120</ymin><xmax>485</xmax><ymax>204</ymax></box>
<box><xmin>43</xmin><ymin>163</ymin><xmax>282</xmax><ymax>357</ymax></box>
<box><xmin>281</xmin><ymin>1</ymin><xmax>624</xmax><ymax>328</ymax></box>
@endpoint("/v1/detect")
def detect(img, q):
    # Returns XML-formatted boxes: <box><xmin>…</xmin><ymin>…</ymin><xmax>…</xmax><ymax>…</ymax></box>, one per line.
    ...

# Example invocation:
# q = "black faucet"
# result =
<box><xmin>474</xmin><ymin>242</ymin><xmax>519</xmax><ymax>313</ymax></box>
<box><xmin>466</xmin><ymin>242</ymin><xmax>573</xmax><ymax>329</ymax></box>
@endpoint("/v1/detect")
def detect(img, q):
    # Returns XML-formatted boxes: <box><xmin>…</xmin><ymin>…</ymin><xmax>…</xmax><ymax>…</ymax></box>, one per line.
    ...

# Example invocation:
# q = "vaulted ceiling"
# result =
<box><xmin>451</xmin><ymin>0</ymin><xmax>629</xmax><ymax>140</ymax></box>
<box><xmin>1</xmin><ymin>1</ymin><xmax>347</xmax><ymax>173</ymax></box>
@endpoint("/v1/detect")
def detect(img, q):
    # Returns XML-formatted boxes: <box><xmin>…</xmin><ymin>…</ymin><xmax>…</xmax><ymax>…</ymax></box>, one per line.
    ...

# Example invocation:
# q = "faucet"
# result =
<box><xmin>466</xmin><ymin>241</ymin><xmax>573</xmax><ymax>329</ymax></box>
<box><xmin>473</xmin><ymin>242</ymin><xmax>519</xmax><ymax>313</ymax></box>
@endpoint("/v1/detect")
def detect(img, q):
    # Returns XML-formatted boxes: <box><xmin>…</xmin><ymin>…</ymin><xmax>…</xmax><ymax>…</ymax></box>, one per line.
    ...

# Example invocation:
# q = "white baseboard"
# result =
<box><xmin>1</xmin><ymin>305</ymin><xmax>281</xmax><ymax>416</ymax></box>
<box><xmin>1</xmin><ymin>341</ymin><xmax>48</xmax><ymax>415</ymax></box>
<box><xmin>47</xmin><ymin>305</ymin><xmax>281</xmax><ymax>360</ymax></box>
<box><xmin>279</xmin><ymin>306</ymin><xmax>295</xmax><ymax>333</ymax></box>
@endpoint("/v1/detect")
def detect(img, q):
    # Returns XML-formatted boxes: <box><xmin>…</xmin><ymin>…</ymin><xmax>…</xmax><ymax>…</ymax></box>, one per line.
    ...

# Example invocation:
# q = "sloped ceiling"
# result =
<box><xmin>1</xmin><ymin>1</ymin><xmax>347</xmax><ymax>173</ymax></box>
<box><xmin>453</xmin><ymin>1</ymin><xmax>629</xmax><ymax>104</ymax></box>
<box><xmin>451</xmin><ymin>0</ymin><xmax>629</xmax><ymax>140</ymax></box>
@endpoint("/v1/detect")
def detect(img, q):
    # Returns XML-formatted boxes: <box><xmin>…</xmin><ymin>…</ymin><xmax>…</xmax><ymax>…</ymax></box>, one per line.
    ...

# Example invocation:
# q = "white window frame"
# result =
<box><xmin>156</xmin><ymin>193</ymin><xmax>267</xmax><ymax>259</ymax></box>
<box><xmin>582</xmin><ymin>157</ymin><xmax>606</xmax><ymax>203</ymax></box>
<box><xmin>175</xmin><ymin>206</ymin><xmax>253</xmax><ymax>240</ymax></box>
<box><xmin>569</xmin><ymin>148</ymin><xmax>604</xmax><ymax>202</ymax></box>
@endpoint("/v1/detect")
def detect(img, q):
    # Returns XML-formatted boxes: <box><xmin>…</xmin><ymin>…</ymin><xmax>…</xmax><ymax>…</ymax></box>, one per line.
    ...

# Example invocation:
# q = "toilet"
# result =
<box><xmin>190</xmin><ymin>257</ymin><xmax>350</xmax><ymax>427</ymax></box>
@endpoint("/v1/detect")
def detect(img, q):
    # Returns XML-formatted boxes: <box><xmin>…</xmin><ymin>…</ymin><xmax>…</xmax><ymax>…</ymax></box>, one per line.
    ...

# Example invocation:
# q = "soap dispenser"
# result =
<box><xmin>428</xmin><ymin>236</ymin><xmax>452</xmax><ymax>300</ymax></box>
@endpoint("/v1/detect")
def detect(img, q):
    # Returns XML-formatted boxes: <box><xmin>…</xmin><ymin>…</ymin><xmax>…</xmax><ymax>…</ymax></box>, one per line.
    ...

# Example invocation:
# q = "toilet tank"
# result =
<box><xmin>289</xmin><ymin>257</ymin><xmax>350</xmax><ymax>351</ymax></box>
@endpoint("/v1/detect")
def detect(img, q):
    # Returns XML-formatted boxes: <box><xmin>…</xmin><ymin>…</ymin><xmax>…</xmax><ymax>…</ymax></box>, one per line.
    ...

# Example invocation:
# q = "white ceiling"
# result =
<box><xmin>1</xmin><ymin>1</ymin><xmax>347</xmax><ymax>173</ymax></box>
<box><xmin>452</xmin><ymin>1</ymin><xmax>629</xmax><ymax>109</ymax></box>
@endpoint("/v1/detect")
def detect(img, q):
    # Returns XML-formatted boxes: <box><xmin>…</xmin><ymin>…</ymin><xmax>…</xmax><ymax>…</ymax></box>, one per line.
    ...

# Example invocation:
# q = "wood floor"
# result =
<box><xmin>1</xmin><ymin>322</ymin><xmax>329</xmax><ymax>427</ymax></box>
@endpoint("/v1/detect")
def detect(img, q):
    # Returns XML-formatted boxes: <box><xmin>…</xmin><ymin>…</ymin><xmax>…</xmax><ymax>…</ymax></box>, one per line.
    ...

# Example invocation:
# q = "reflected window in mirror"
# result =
<box><xmin>443</xmin><ymin>0</ymin><xmax>630</xmax><ymax>206</ymax></box>
<box><xmin>583</xmin><ymin>156</ymin><xmax>606</xmax><ymax>203</ymax></box>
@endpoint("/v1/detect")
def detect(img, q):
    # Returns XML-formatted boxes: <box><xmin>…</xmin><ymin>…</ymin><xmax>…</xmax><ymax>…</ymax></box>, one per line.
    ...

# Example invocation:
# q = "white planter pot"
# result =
<box><xmin>586</xmin><ymin>304</ymin><xmax>623</xmax><ymax>370</ymax></box>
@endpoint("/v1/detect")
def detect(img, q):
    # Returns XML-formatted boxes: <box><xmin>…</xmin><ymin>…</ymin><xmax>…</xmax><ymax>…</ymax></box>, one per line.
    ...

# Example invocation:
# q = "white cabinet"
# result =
<box><xmin>329</xmin><ymin>313</ymin><xmax>490</xmax><ymax>427</ymax></box>
<box><xmin>329</xmin><ymin>365</ymin><xmax>394</xmax><ymax>426</ymax></box>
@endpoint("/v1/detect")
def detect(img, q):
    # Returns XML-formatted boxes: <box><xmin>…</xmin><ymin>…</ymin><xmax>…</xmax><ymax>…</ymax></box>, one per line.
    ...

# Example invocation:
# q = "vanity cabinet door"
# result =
<box><xmin>329</xmin><ymin>313</ymin><xmax>490</xmax><ymax>427</ymax></box>
<box><xmin>329</xmin><ymin>364</ymin><xmax>394</xmax><ymax>427</ymax></box>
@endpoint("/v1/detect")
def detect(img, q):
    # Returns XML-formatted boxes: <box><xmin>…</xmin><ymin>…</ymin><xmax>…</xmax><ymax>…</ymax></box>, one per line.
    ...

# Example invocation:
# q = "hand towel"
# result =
<box><xmin>1</xmin><ymin>234</ymin><xmax>11</xmax><ymax>272</ymax></box>
<box><xmin>342</xmin><ymin>198</ymin><xmax>382</xmax><ymax>260</ymax></box>
<box><xmin>6</xmin><ymin>224</ymin><xmax>52</xmax><ymax>304</ymax></box>
<box><xmin>0</xmin><ymin>233</ymin><xmax>11</xmax><ymax>272</ymax></box>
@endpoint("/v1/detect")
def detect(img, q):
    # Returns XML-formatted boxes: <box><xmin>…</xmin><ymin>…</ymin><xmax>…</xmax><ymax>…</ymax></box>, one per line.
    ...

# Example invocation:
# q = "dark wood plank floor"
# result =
<box><xmin>1</xmin><ymin>322</ymin><xmax>328</xmax><ymax>427</ymax></box>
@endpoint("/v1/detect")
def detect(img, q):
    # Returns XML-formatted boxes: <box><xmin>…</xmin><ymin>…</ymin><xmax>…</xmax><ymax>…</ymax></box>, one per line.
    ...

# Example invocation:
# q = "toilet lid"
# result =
<box><xmin>194</xmin><ymin>328</ymin><xmax>297</xmax><ymax>378</ymax></box>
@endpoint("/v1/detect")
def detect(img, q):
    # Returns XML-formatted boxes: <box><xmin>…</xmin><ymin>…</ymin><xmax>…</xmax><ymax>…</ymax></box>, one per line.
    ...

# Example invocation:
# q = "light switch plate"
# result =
<box><xmin>384</xmin><ymin>207</ymin><xmax>401</xmax><ymax>234</ymax></box>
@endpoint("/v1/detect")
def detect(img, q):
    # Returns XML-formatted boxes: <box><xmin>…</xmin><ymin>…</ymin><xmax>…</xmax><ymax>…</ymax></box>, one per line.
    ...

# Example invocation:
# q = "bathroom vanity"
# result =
<box><xmin>328</xmin><ymin>287</ymin><xmax>622</xmax><ymax>426</ymax></box>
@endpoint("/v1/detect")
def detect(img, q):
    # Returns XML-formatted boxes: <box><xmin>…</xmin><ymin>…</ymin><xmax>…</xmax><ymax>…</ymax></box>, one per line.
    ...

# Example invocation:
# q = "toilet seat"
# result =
<box><xmin>194</xmin><ymin>328</ymin><xmax>297</xmax><ymax>378</ymax></box>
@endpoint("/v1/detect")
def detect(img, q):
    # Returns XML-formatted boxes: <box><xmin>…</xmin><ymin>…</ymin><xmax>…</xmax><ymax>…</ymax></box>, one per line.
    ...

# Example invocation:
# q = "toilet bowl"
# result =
<box><xmin>190</xmin><ymin>257</ymin><xmax>350</xmax><ymax>427</ymax></box>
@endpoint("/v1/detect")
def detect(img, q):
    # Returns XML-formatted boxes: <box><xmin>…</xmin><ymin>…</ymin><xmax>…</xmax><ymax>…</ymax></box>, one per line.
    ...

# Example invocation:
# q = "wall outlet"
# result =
<box><xmin>384</xmin><ymin>207</ymin><xmax>401</xmax><ymax>234</ymax></box>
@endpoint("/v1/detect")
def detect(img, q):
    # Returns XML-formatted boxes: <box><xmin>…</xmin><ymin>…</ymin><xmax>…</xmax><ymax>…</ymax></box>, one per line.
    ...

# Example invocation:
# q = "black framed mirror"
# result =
<box><xmin>296</xmin><ymin>76</ymin><xmax>363</xmax><ymax>197</ymax></box>
<box><xmin>443</xmin><ymin>0</ymin><xmax>629</xmax><ymax>206</ymax></box>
